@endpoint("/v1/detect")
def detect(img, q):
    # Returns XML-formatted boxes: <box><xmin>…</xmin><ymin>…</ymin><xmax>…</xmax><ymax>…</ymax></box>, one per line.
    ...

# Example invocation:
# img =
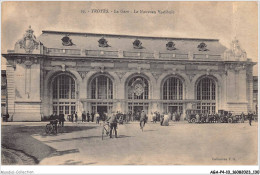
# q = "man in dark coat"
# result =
<box><xmin>49</xmin><ymin>113</ymin><xmax>55</xmax><ymax>120</ymax></box>
<box><xmin>59</xmin><ymin>113</ymin><xmax>65</xmax><ymax>127</ymax></box>
<box><xmin>82</xmin><ymin>111</ymin><xmax>86</xmax><ymax>122</ymax></box>
<box><xmin>5</xmin><ymin>113</ymin><xmax>9</xmax><ymax>122</ymax></box>
<box><xmin>71</xmin><ymin>113</ymin><xmax>74</xmax><ymax>123</ymax></box>
<box><xmin>75</xmin><ymin>112</ymin><xmax>78</xmax><ymax>123</ymax></box>
<box><xmin>106</xmin><ymin>112</ymin><xmax>118</xmax><ymax>138</ymax></box>
<box><xmin>91</xmin><ymin>112</ymin><xmax>94</xmax><ymax>122</ymax></box>
<box><xmin>248</xmin><ymin>112</ymin><xmax>253</xmax><ymax>126</ymax></box>
<box><xmin>87</xmin><ymin>111</ymin><xmax>90</xmax><ymax>122</ymax></box>
<box><xmin>241</xmin><ymin>112</ymin><xmax>245</xmax><ymax>123</ymax></box>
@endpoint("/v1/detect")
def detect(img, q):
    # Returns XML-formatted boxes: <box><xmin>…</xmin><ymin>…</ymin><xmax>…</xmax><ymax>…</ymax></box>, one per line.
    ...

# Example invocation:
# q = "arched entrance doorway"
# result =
<box><xmin>162</xmin><ymin>76</ymin><xmax>184</xmax><ymax>115</ymax></box>
<box><xmin>126</xmin><ymin>75</ymin><xmax>149</xmax><ymax>120</ymax></box>
<box><xmin>196</xmin><ymin>77</ymin><xmax>216</xmax><ymax>114</ymax></box>
<box><xmin>90</xmin><ymin>74</ymin><xmax>113</xmax><ymax>115</ymax></box>
<box><xmin>52</xmin><ymin>74</ymin><xmax>76</xmax><ymax>116</ymax></box>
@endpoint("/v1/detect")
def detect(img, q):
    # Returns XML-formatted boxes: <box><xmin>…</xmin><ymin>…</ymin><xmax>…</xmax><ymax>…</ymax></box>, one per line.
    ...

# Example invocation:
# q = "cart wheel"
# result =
<box><xmin>45</xmin><ymin>124</ymin><xmax>53</xmax><ymax>134</ymax></box>
<box><xmin>191</xmin><ymin>118</ymin><xmax>196</xmax><ymax>123</ymax></box>
<box><xmin>228</xmin><ymin>118</ymin><xmax>233</xmax><ymax>123</ymax></box>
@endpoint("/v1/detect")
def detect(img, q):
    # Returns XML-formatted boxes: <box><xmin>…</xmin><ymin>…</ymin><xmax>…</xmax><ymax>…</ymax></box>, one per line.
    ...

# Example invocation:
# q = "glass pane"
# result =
<box><xmin>59</xmin><ymin>106</ymin><xmax>64</xmax><ymax>114</ymax></box>
<box><xmin>65</xmin><ymin>106</ymin><xmax>69</xmax><ymax>114</ymax></box>
<box><xmin>163</xmin><ymin>77</ymin><xmax>183</xmax><ymax>100</ymax></box>
<box><xmin>91</xmin><ymin>75</ymin><xmax>113</xmax><ymax>99</ymax></box>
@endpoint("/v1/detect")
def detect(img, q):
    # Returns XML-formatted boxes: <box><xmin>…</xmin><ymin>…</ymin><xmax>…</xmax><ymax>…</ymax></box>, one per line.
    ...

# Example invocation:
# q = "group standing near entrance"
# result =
<box><xmin>46</xmin><ymin>108</ymin><xmax>256</xmax><ymax>137</ymax></box>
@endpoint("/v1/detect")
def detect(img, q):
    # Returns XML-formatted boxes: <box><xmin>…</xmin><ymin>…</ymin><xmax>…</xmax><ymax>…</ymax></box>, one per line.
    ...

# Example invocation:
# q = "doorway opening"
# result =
<box><xmin>128</xmin><ymin>102</ymin><xmax>149</xmax><ymax>121</ymax></box>
<box><xmin>97</xmin><ymin>106</ymin><xmax>107</xmax><ymax>120</ymax></box>
<box><xmin>168</xmin><ymin>106</ymin><xmax>178</xmax><ymax>114</ymax></box>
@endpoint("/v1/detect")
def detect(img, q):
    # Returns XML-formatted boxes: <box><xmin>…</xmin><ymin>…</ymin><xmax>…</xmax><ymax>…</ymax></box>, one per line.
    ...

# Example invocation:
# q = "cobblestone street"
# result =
<box><xmin>20</xmin><ymin>121</ymin><xmax>258</xmax><ymax>165</ymax></box>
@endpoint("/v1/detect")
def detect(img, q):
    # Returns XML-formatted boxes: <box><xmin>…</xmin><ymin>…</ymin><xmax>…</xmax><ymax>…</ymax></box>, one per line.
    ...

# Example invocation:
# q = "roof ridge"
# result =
<box><xmin>41</xmin><ymin>30</ymin><xmax>219</xmax><ymax>41</ymax></box>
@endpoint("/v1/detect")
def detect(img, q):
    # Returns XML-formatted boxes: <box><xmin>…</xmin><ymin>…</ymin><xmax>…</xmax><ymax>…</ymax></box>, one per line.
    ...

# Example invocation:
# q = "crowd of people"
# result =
<box><xmin>48</xmin><ymin>110</ymin><xmax>184</xmax><ymax>126</ymax></box>
<box><xmin>47</xmin><ymin>110</ymin><xmax>256</xmax><ymax>135</ymax></box>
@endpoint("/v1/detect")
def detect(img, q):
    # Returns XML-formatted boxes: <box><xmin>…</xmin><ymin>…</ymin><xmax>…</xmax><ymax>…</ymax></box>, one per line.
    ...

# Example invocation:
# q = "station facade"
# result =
<box><xmin>2</xmin><ymin>26</ymin><xmax>256</xmax><ymax>121</ymax></box>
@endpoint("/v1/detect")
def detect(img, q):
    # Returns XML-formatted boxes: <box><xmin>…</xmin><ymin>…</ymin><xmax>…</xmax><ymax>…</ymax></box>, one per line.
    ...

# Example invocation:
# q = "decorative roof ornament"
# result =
<box><xmin>17</xmin><ymin>26</ymin><xmax>39</xmax><ymax>53</ymax></box>
<box><xmin>61</xmin><ymin>35</ymin><xmax>74</xmax><ymax>46</ymax></box>
<box><xmin>166</xmin><ymin>41</ymin><xmax>176</xmax><ymax>50</ymax></box>
<box><xmin>197</xmin><ymin>42</ymin><xmax>208</xmax><ymax>51</ymax></box>
<box><xmin>224</xmin><ymin>38</ymin><xmax>247</xmax><ymax>61</ymax></box>
<box><xmin>133</xmin><ymin>39</ymin><xmax>143</xmax><ymax>49</ymax></box>
<box><xmin>98</xmin><ymin>37</ymin><xmax>109</xmax><ymax>47</ymax></box>
<box><xmin>231</xmin><ymin>39</ymin><xmax>246</xmax><ymax>58</ymax></box>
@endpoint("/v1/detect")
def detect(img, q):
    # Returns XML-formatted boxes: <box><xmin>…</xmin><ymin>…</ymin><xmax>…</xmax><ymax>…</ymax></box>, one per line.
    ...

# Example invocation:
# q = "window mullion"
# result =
<box><xmin>177</xmin><ymin>79</ymin><xmax>179</xmax><ymax>100</ymax></box>
<box><xmin>96</xmin><ymin>78</ymin><xmax>98</xmax><ymax>99</ymax></box>
<box><xmin>107</xmin><ymin>77</ymin><xmax>109</xmax><ymax>99</ymax></box>
<box><xmin>167</xmin><ymin>79</ymin><xmax>169</xmax><ymax>100</ymax></box>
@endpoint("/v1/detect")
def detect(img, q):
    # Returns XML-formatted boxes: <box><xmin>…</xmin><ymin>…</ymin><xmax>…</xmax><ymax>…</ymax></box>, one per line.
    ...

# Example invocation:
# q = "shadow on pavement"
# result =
<box><xmin>1</xmin><ymin>124</ymin><xmax>98</xmax><ymax>164</ymax></box>
<box><xmin>40</xmin><ymin>125</ymin><xmax>98</xmax><ymax>137</ymax></box>
<box><xmin>143</xmin><ymin>129</ymin><xmax>156</xmax><ymax>132</ymax></box>
<box><xmin>43</xmin><ymin>136</ymin><xmax>101</xmax><ymax>143</ymax></box>
<box><xmin>50</xmin><ymin>149</ymin><xmax>79</xmax><ymax>157</ymax></box>
<box><xmin>116</xmin><ymin>135</ymin><xmax>132</xmax><ymax>139</ymax></box>
<box><xmin>62</xmin><ymin>160</ymin><xmax>97</xmax><ymax>165</ymax></box>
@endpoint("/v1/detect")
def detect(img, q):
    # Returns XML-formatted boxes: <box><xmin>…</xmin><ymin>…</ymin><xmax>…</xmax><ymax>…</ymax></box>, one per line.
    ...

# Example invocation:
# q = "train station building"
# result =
<box><xmin>2</xmin><ymin>26</ymin><xmax>256</xmax><ymax>121</ymax></box>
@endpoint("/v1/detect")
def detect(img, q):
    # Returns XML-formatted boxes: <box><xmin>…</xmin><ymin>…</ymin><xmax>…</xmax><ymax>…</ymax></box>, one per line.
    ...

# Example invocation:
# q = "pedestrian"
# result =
<box><xmin>176</xmin><ymin>112</ymin><xmax>180</xmax><ymax>122</ymax></box>
<box><xmin>75</xmin><ymin>112</ymin><xmax>78</xmax><ymax>123</ymax></box>
<box><xmin>71</xmin><ymin>113</ymin><xmax>74</xmax><ymax>123</ymax></box>
<box><xmin>248</xmin><ymin>112</ymin><xmax>253</xmax><ymax>126</ymax></box>
<box><xmin>103</xmin><ymin>112</ymin><xmax>108</xmax><ymax>121</ymax></box>
<box><xmin>5</xmin><ymin>113</ymin><xmax>9</xmax><ymax>122</ymax></box>
<box><xmin>91</xmin><ymin>112</ymin><xmax>94</xmax><ymax>122</ymax></box>
<box><xmin>54</xmin><ymin>112</ymin><xmax>58</xmax><ymax>120</ymax></box>
<box><xmin>95</xmin><ymin>112</ymin><xmax>100</xmax><ymax>124</ymax></box>
<box><xmin>106</xmin><ymin>112</ymin><xmax>118</xmax><ymax>138</ymax></box>
<box><xmin>82</xmin><ymin>111</ymin><xmax>86</xmax><ymax>122</ymax></box>
<box><xmin>157</xmin><ymin>112</ymin><xmax>160</xmax><ymax>122</ymax></box>
<box><xmin>152</xmin><ymin>112</ymin><xmax>157</xmax><ymax>123</ymax></box>
<box><xmin>59</xmin><ymin>112</ymin><xmax>65</xmax><ymax>127</ymax></box>
<box><xmin>87</xmin><ymin>111</ymin><xmax>90</xmax><ymax>122</ymax></box>
<box><xmin>205</xmin><ymin>113</ymin><xmax>209</xmax><ymax>123</ymax></box>
<box><xmin>196</xmin><ymin>113</ymin><xmax>200</xmax><ymax>123</ymax></box>
<box><xmin>162</xmin><ymin>113</ymin><xmax>170</xmax><ymax>126</ymax></box>
<box><xmin>140</xmin><ymin>110</ymin><xmax>147</xmax><ymax>128</ymax></box>
<box><xmin>172</xmin><ymin>112</ymin><xmax>176</xmax><ymax>121</ymax></box>
<box><xmin>241</xmin><ymin>112</ymin><xmax>245</xmax><ymax>123</ymax></box>
<box><xmin>49</xmin><ymin>113</ymin><xmax>55</xmax><ymax>120</ymax></box>
<box><xmin>161</xmin><ymin>114</ymin><xmax>164</xmax><ymax>126</ymax></box>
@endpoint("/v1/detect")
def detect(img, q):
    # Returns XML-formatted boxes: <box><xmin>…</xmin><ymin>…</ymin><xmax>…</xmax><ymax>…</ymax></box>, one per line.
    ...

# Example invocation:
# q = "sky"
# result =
<box><xmin>1</xmin><ymin>1</ymin><xmax>258</xmax><ymax>75</ymax></box>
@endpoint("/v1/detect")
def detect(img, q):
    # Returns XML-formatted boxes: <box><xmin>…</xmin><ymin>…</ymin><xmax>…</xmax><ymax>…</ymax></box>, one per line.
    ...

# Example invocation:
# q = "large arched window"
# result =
<box><xmin>127</xmin><ymin>76</ymin><xmax>149</xmax><ymax>117</ymax></box>
<box><xmin>127</xmin><ymin>76</ymin><xmax>149</xmax><ymax>100</ymax></box>
<box><xmin>163</xmin><ymin>77</ymin><xmax>183</xmax><ymax>100</ymax></box>
<box><xmin>162</xmin><ymin>77</ymin><xmax>183</xmax><ymax>114</ymax></box>
<box><xmin>91</xmin><ymin>75</ymin><xmax>113</xmax><ymax>99</ymax></box>
<box><xmin>52</xmin><ymin>74</ymin><xmax>76</xmax><ymax>115</ymax></box>
<box><xmin>196</xmin><ymin>77</ymin><xmax>216</xmax><ymax>114</ymax></box>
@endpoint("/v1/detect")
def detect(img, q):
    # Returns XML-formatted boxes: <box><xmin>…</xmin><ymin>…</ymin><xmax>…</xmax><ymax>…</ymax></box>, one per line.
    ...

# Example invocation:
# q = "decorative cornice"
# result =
<box><xmin>187</xmin><ymin>73</ymin><xmax>196</xmax><ymax>82</ymax></box>
<box><xmin>16</xmin><ymin>56</ymin><xmax>39</xmax><ymax>68</ymax></box>
<box><xmin>151</xmin><ymin>72</ymin><xmax>162</xmax><ymax>81</ymax></box>
<box><xmin>78</xmin><ymin>71</ymin><xmax>89</xmax><ymax>79</ymax></box>
<box><xmin>115</xmin><ymin>72</ymin><xmax>126</xmax><ymax>81</ymax></box>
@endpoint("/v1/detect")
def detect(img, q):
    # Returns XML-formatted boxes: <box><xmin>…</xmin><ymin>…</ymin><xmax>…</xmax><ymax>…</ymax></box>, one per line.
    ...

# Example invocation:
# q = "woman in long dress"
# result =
<box><xmin>162</xmin><ymin>112</ymin><xmax>170</xmax><ymax>126</ymax></box>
